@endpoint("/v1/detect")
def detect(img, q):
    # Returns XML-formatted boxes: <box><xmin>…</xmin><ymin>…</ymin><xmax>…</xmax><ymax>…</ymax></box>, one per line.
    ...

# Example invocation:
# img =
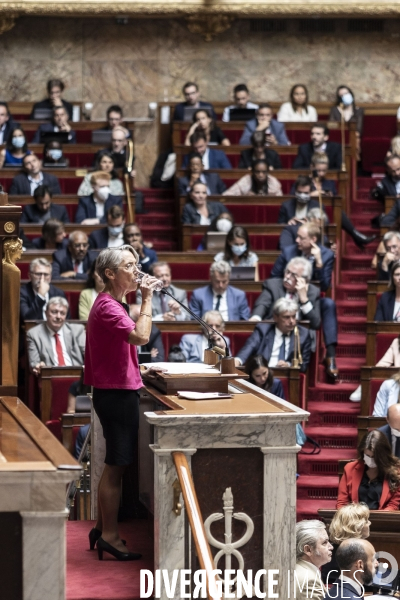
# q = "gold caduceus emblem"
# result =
<box><xmin>4</xmin><ymin>221</ymin><xmax>15</xmax><ymax>233</ymax></box>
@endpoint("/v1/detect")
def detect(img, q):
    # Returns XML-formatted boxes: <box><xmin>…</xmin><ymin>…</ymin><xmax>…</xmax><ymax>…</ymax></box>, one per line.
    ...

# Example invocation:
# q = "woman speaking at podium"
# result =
<box><xmin>85</xmin><ymin>245</ymin><xmax>160</xmax><ymax>561</ymax></box>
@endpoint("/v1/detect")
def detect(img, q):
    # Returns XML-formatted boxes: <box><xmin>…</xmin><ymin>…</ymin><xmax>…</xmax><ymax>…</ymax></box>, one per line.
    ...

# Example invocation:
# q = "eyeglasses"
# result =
<box><xmin>284</xmin><ymin>270</ymin><xmax>298</xmax><ymax>279</ymax></box>
<box><xmin>31</xmin><ymin>271</ymin><xmax>51</xmax><ymax>277</ymax></box>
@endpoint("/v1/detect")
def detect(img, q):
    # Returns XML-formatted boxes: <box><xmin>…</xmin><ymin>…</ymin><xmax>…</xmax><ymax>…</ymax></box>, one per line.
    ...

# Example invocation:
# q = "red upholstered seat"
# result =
<box><xmin>375</xmin><ymin>333</ymin><xmax>398</xmax><ymax>364</ymax></box>
<box><xmin>45</xmin><ymin>376</ymin><xmax>80</xmax><ymax>440</ymax></box>
<box><xmin>363</xmin><ymin>115</ymin><xmax>397</xmax><ymax>138</ymax></box>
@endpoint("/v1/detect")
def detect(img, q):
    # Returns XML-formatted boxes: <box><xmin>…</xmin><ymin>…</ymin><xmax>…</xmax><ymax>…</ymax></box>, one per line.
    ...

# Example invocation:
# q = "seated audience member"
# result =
<box><xmin>294</xmin><ymin>520</ymin><xmax>332</xmax><ymax>600</ymax></box>
<box><xmin>374</xmin><ymin>260</ymin><xmax>400</xmax><ymax>321</ymax></box>
<box><xmin>31</xmin><ymin>78</ymin><xmax>73</xmax><ymax>120</ymax></box>
<box><xmin>42</xmin><ymin>140</ymin><xmax>68</xmax><ymax>167</ymax></box>
<box><xmin>214</xmin><ymin>225</ymin><xmax>259</xmax><ymax>277</ymax></box>
<box><xmin>238</xmin><ymin>130</ymin><xmax>282</xmax><ymax>170</ymax></box>
<box><xmin>0</xmin><ymin>101</ymin><xmax>19</xmax><ymax>144</ymax></box>
<box><xmin>373</xmin><ymin>371</ymin><xmax>400</xmax><ymax>417</ymax></box>
<box><xmin>387</xmin><ymin>135</ymin><xmax>400</xmax><ymax>159</ymax></box>
<box><xmin>235</xmin><ymin>298</ymin><xmax>311</xmax><ymax>372</ymax></box>
<box><xmin>183</xmin><ymin>131</ymin><xmax>232</xmax><ymax>170</ymax></box>
<box><xmin>279</xmin><ymin>208</ymin><xmax>328</xmax><ymax>249</ymax></box>
<box><xmin>75</xmin><ymin>171</ymin><xmax>123</xmax><ymax>225</ymax></box>
<box><xmin>108</xmin><ymin>125</ymin><xmax>131</xmax><ymax>169</ymax></box>
<box><xmin>26</xmin><ymin>296</ymin><xmax>85</xmax><ymax>375</ymax></box>
<box><xmin>223</xmin><ymin>159</ymin><xmax>282</xmax><ymax>196</ymax></box>
<box><xmin>244</xmin><ymin>354</ymin><xmax>285</xmax><ymax>398</ymax></box>
<box><xmin>126</xmin><ymin>305</ymin><xmax>165</xmax><ymax>362</ymax></box>
<box><xmin>185</xmin><ymin>109</ymin><xmax>230</xmax><ymax>146</ymax></box>
<box><xmin>168</xmin><ymin>345</ymin><xmax>186</xmax><ymax>362</ymax></box>
<box><xmin>324</xmin><ymin>539</ymin><xmax>377</xmax><ymax>600</ymax></box>
<box><xmin>278</xmin><ymin>175</ymin><xmax>323</xmax><ymax>224</ymax></box>
<box><xmin>173</xmin><ymin>81</ymin><xmax>216</xmax><ymax>121</ymax></box>
<box><xmin>197</xmin><ymin>211</ymin><xmax>235</xmax><ymax>251</ymax></box>
<box><xmin>182</xmin><ymin>181</ymin><xmax>230</xmax><ymax>225</ymax></box>
<box><xmin>52</xmin><ymin>231</ymin><xmax>97</xmax><ymax>280</ymax></box>
<box><xmin>372</xmin><ymin>155</ymin><xmax>400</xmax><ymax>206</ymax></box>
<box><xmin>378</xmin><ymin>404</ymin><xmax>400</xmax><ymax>458</ymax></box>
<box><xmin>271</xmin><ymin>222</ymin><xmax>335</xmax><ymax>292</ymax></box>
<box><xmin>239</xmin><ymin>103</ymin><xmax>289</xmax><ymax>146</ymax></box>
<box><xmin>32</xmin><ymin>105</ymin><xmax>76</xmax><ymax>144</ymax></box>
<box><xmin>20</xmin><ymin>257</ymin><xmax>67</xmax><ymax>321</ymax></box>
<box><xmin>180</xmin><ymin>310</ymin><xmax>230</xmax><ymax>362</ymax></box>
<box><xmin>150</xmin><ymin>148</ymin><xmax>175</xmax><ymax>189</ymax></box>
<box><xmin>222</xmin><ymin>83</ymin><xmax>259</xmax><ymax>122</ymax></box>
<box><xmin>20</xmin><ymin>185</ymin><xmax>69</xmax><ymax>224</ymax></box>
<box><xmin>9</xmin><ymin>153</ymin><xmax>61</xmax><ymax>196</ymax></box>
<box><xmin>376</xmin><ymin>231</ymin><xmax>400</xmax><ymax>281</ymax></box>
<box><xmin>123</xmin><ymin>223</ymin><xmax>157</xmax><ymax>274</ymax></box>
<box><xmin>178</xmin><ymin>152</ymin><xmax>226</xmax><ymax>196</ymax></box>
<box><xmin>78</xmin><ymin>149</ymin><xmax>126</xmax><ymax>197</ymax></box>
<box><xmin>321</xmin><ymin>503</ymin><xmax>371</xmax><ymax>585</ymax></box>
<box><xmin>78</xmin><ymin>262</ymin><xmax>104</xmax><ymax>321</ymax></box>
<box><xmin>0</xmin><ymin>127</ymin><xmax>30</xmax><ymax>167</ymax></box>
<box><xmin>98</xmin><ymin>104</ymin><xmax>131</xmax><ymax>137</ymax></box>
<box><xmin>277</xmin><ymin>84</ymin><xmax>318</xmax><ymax>123</ymax></box>
<box><xmin>89</xmin><ymin>204</ymin><xmax>125</xmax><ymax>249</ymax></box>
<box><xmin>189</xmin><ymin>260</ymin><xmax>250</xmax><ymax>321</ymax></box>
<box><xmin>293</xmin><ymin>123</ymin><xmax>342</xmax><ymax>170</ymax></box>
<box><xmin>329</xmin><ymin>85</ymin><xmax>364</xmax><ymax>136</ymax></box>
<box><xmin>135</xmin><ymin>261</ymin><xmax>189</xmax><ymax>321</ymax></box>
<box><xmin>337</xmin><ymin>429</ymin><xmax>400</xmax><ymax>510</ymax></box>
<box><xmin>32</xmin><ymin>218</ymin><xmax>68</xmax><ymax>250</ymax></box>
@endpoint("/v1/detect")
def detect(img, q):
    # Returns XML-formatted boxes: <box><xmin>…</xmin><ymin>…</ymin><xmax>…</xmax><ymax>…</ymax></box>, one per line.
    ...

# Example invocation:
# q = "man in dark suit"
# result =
<box><xmin>9</xmin><ymin>153</ymin><xmax>61</xmax><ymax>196</ymax></box>
<box><xmin>32</xmin><ymin>106</ymin><xmax>76</xmax><ymax>144</ymax></box>
<box><xmin>75</xmin><ymin>171</ymin><xmax>123</xmax><ymax>225</ymax></box>
<box><xmin>20</xmin><ymin>185</ymin><xmax>69</xmax><ymax>224</ymax></box>
<box><xmin>378</xmin><ymin>404</ymin><xmax>400</xmax><ymax>458</ymax></box>
<box><xmin>235</xmin><ymin>297</ymin><xmax>311</xmax><ymax>372</ymax></box>
<box><xmin>0</xmin><ymin>102</ymin><xmax>19</xmax><ymax>145</ymax></box>
<box><xmin>238</xmin><ymin>130</ymin><xmax>282</xmax><ymax>170</ymax></box>
<box><xmin>377</xmin><ymin>231</ymin><xmax>400</xmax><ymax>281</ymax></box>
<box><xmin>123</xmin><ymin>223</ymin><xmax>158</xmax><ymax>274</ymax></box>
<box><xmin>324</xmin><ymin>539</ymin><xmax>378</xmax><ymax>600</ymax></box>
<box><xmin>52</xmin><ymin>231</ymin><xmax>97</xmax><ymax>280</ymax></box>
<box><xmin>182</xmin><ymin>131</ymin><xmax>232</xmax><ymax>170</ymax></box>
<box><xmin>239</xmin><ymin>104</ymin><xmax>289</xmax><ymax>146</ymax></box>
<box><xmin>293</xmin><ymin>123</ymin><xmax>342</xmax><ymax>170</ymax></box>
<box><xmin>278</xmin><ymin>175</ymin><xmax>323</xmax><ymax>225</ymax></box>
<box><xmin>279</xmin><ymin>208</ymin><xmax>328</xmax><ymax>249</ymax></box>
<box><xmin>88</xmin><ymin>204</ymin><xmax>125</xmax><ymax>249</ymax></box>
<box><xmin>178</xmin><ymin>152</ymin><xmax>226</xmax><ymax>195</ymax></box>
<box><xmin>135</xmin><ymin>262</ymin><xmax>190</xmax><ymax>321</ymax></box>
<box><xmin>97</xmin><ymin>105</ymin><xmax>132</xmax><ymax>139</ymax></box>
<box><xmin>173</xmin><ymin>82</ymin><xmax>216</xmax><ymax>121</ymax></box>
<box><xmin>20</xmin><ymin>257</ymin><xmax>67</xmax><ymax>321</ymax></box>
<box><xmin>372</xmin><ymin>155</ymin><xmax>400</xmax><ymax>205</ymax></box>
<box><xmin>189</xmin><ymin>260</ymin><xmax>250</xmax><ymax>321</ymax></box>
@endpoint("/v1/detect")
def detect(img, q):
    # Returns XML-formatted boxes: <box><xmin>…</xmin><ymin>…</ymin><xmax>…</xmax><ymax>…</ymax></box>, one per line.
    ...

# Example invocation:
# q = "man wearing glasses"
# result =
<box><xmin>20</xmin><ymin>257</ymin><xmax>67</xmax><ymax>321</ymax></box>
<box><xmin>52</xmin><ymin>231</ymin><xmax>98</xmax><ymax>280</ymax></box>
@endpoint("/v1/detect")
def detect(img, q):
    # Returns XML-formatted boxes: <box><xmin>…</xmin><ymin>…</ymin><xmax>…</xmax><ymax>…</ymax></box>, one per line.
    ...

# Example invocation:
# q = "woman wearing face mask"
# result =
<box><xmin>75</xmin><ymin>171</ymin><xmax>123</xmax><ymax>225</ymax></box>
<box><xmin>197</xmin><ymin>212</ymin><xmax>234</xmax><ymax>251</ymax></box>
<box><xmin>244</xmin><ymin>354</ymin><xmax>285</xmax><ymax>397</ymax></box>
<box><xmin>223</xmin><ymin>159</ymin><xmax>282</xmax><ymax>196</ymax></box>
<box><xmin>32</xmin><ymin>218</ymin><xmax>68</xmax><ymax>250</ymax></box>
<box><xmin>329</xmin><ymin>85</ymin><xmax>364</xmax><ymax>136</ymax></box>
<box><xmin>277</xmin><ymin>84</ymin><xmax>318</xmax><ymax>123</ymax></box>
<box><xmin>213</xmin><ymin>225</ymin><xmax>259</xmax><ymax>280</ymax></box>
<box><xmin>78</xmin><ymin>150</ymin><xmax>125</xmax><ymax>197</ymax></box>
<box><xmin>181</xmin><ymin>182</ymin><xmax>230</xmax><ymax>225</ymax></box>
<box><xmin>0</xmin><ymin>127</ymin><xmax>30</xmax><ymax>167</ymax></box>
<box><xmin>178</xmin><ymin>153</ymin><xmax>226</xmax><ymax>196</ymax></box>
<box><xmin>337</xmin><ymin>429</ymin><xmax>400</xmax><ymax>510</ymax></box>
<box><xmin>43</xmin><ymin>140</ymin><xmax>68</xmax><ymax>167</ymax></box>
<box><xmin>184</xmin><ymin>109</ymin><xmax>230</xmax><ymax>147</ymax></box>
<box><xmin>78</xmin><ymin>262</ymin><xmax>106</xmax><ymax>320</ymax></box>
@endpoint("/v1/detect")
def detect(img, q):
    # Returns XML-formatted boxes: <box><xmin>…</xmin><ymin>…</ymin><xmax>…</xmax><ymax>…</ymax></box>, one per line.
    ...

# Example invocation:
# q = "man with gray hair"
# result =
<box><xmin>324</xmin><ymin>538</ymin><xmax>377</xmax><ymax>600</ymax></box>
<box><xmin>189</xmin><ymin>260</ymin><xmax>250</xmax><ymax>321</ymax></box>
<box><xmin>378</xmin><ymin>231</ymin><xmax>400</xmax><ymax>281</ymax></box>
<box><xmin>279</xmin><ymin>208</ymin><xmax>329</xmax><ymax>250</ymax></box>
<box><xmin>295</xmin><ymin>519</ymin><xmax>332</xmax><ymax>600</ymax></box>
<box><xmin>179</xmin><ymin>310</ymin><xmax>230</xmax><ymax>362</ymax></box>
<box><xmin>27</xmin><ymin>296</ymin><xmax>85</xmax><ymax>376</ymax></box>
<box><xmin>52</xmin><ymin>230</ymin><xmax>98</xmax><ymax>280</ymax></box>
<box><xmin>20</xmin><ymin>257</ymin><xmax>67</xmax><ymax>321</ymax></box>
<box><xmin>235</xmin><ymin>297</ymin><xmax>311</xmax><ymax>371</ymax></box>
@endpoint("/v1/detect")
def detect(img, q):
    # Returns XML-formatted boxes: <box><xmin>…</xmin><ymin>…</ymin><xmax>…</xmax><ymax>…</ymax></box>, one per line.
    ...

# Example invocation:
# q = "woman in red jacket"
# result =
<box><xmin>337</xmin><ymin>429</ymin><xmax>400</xmax><ymax>510</ymax></box>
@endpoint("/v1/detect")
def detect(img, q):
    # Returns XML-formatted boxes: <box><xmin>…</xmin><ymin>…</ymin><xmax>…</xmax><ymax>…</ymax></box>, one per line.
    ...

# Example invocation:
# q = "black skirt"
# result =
<box><xmin>93</xmin><ymin>388</ymin><xmax>139</xmax><ymax>466</ymax></box>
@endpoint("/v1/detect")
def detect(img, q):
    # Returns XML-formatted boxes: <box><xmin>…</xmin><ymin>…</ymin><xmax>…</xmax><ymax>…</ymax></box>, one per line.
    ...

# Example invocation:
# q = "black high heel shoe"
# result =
<box><xmin>88</xmin><ymin>527</ymin><xmax>127</xmax><ymax>550</ymax></box>
<box><xmin>96</xmin><ymin>537</ymin><xmax>142</xmax><ymax>561</ymax></box>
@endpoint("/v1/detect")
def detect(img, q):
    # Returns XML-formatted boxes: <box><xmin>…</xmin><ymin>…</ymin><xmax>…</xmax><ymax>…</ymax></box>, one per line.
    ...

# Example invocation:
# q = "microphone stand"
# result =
<box><xmin>312</xmin><ymin>170</ymin><xmax>324</xmax><ymax>246</ymax></box>
<box><xmin>339</xmin><ymin>103</ymin><xmax>347</xmax><ymax>172</ymax></box>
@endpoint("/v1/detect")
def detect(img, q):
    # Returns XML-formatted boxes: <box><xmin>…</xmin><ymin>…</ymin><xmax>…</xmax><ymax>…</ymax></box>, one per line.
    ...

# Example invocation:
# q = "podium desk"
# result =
<box><xmin>138</xmin><ymin>377</ymin><xmax>309</xmax><ymax>600</ymax></box>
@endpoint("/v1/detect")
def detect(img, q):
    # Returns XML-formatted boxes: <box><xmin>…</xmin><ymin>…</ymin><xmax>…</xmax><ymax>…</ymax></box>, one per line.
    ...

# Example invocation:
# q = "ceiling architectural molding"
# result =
<box><xmin>186</xmin><ymin>15</ymin><xmax>234</xmax><ymax>41</ymax></box>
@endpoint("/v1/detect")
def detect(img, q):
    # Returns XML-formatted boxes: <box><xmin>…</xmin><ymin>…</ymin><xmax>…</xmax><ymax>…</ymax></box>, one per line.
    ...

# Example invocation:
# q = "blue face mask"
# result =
<box><xmin>108</xmin><ymin>225</ymin><xmax>123</xmax><ymax>237</ymax></box>
<box><xmin>341</xmin><ymin>92</ymin><xmax>353</xmax><ymax>106</ymax></box>
<box><xmin>48</xmin><ymin>149</ymin><xmax>62</xmax><ymax>161</ymax></box>
<box><xmin>12</xmin><ymin>136</ymin><xmax>25</xmax><ymax>148</ymax></box>
<box><xmin>231</xmin><ymin>243</ymin><xmax>247</xmax><ymax>256</ymax></box>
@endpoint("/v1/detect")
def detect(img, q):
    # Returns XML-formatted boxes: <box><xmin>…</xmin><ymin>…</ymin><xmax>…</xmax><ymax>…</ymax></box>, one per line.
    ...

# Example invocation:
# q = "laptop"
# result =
<box><xmin>40</xmin><ymin>131</ymin><xmax>70</xmax><ymax>144</ymax></box>
<box><xmin>229</xmin><ymin>108</ymin><xmax>256</xmax><ymax>121</ymax></box>
<box><xmin>206</xmin><ymin>232</ymin><xmax>227</xmax><ymax>251</ymax></box>
<box><xmin>230</xmin><ymin>266</ymin><xmax>256</xmax><ymax>281</ymax></box>
<box><xmin>183</xmin><ymin>106</ymin><xmax>199</xmax><ymax>122</ymax></box>
<box><xmin>92</xmin><ymin>130</ymin><xmax>112</xmax><ymax>145</ymax></box>
<box><xmin>32</xmin><ymin>108</ymin><xmax>53</xmax><ymax>120</ymax></box>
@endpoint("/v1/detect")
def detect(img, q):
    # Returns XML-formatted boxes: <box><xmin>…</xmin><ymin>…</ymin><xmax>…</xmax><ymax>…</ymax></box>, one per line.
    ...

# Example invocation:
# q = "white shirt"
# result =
<box><xmin>0</xmin><ymin>123</ymin><xmax>6</xmax><ymax>145</ymax></box>
<box><xmin>28</xmin><ymin>173</ymin><xmax>44</xmax><ymax>195</ymax></box>
<box><xmin>295</xmin><ymin>203</ymin><xmax>308</xmax><ymax>220</ymax></box>
<box><xmin>212</xmin><ymin>290</ymin><xmax>228</xmax><ymax>321</ymax></box>
<box><xmin>201</xmin><ymin>148</ymin><xmax>210</xmax><ymax>170</ymax></box>
<box><xmin>268</xmin><ymin>328</ymin><xmax>290</xmax><ymax>367</ymax></box>
<box><xmin>93</xmin><ymin>197</ymin><xmax>105</xmax><ymax>219</ymax></box>
<box><xmin>313</xmin><ymin>142</ymin><xmax>327</xmax><ymax>154</ymax></box>
<box><xmin>107</xmin><ymin>232</ymin><xmax>124</xmax><ymax>248</ymax></box>
<box><xmin>277</xmin><ymin>102</ymin><xmax>318</xmax><ymax>123</ymax></box>
<box><xmin>396</xmin><ymin>180</ymin><xmax>400</xmax><ymax>195</ymax></box>
<box><xmin>372</xmin><ymin>379</ymin><xmax>400</xmax><ymax>417</ymax></box>
<box><xmin>47</xmin><ymin>325</ymin><xmax>73</xmax><ymax>366</ymax></box>
<box><xmin>222</xmin><ymin>101</ymin><xmax>259</xmax><ymax>122</ymax></box>
<box><xmin>393</xmin><ymin>301</ymin><xmax>400</xmax><ymax>320</ymax></box>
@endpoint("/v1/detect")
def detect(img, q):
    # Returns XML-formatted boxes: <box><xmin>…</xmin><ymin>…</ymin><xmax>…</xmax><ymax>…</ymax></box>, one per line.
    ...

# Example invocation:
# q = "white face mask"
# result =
<box><xmin>391</xmin><ymin>427</ymin><xmax>400</xmax><ymax>438</ymax></box>
<box><xmin>364</xmin><ymin>453</ymin><xmax>377</xmax><ymax>469</ymax></box>
<box><xmin>295</xmin><ymin>192</ymin><xmax>310</xmax><ymax>204</ymax></box>
<box><xmin>341</xmin><ymin>92</ymin><xmax>353</xmax><ymax>106</ymax></box>
<box><xmin>231</xmin><ymin>243</ymin><xmax>247</xmax><ymax>256</ymax></box>
<box><xmin>97</xmin><ymin>186</ymin><xmax>110</xmax><ymax>201</ymax></box>
<box><xmin>216</xmin><ymin>218</ymin><xmax>233</xmax><ymax>233</ymax></box>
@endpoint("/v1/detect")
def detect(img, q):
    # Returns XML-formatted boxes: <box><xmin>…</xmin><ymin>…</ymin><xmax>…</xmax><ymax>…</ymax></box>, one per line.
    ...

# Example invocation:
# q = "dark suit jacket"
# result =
<box><xmin>20</xmin><ymin>202</ymin><xmax>69</xmax><ymax>224</ymax></box>
<box><xmin>139</xmin><ymin>246</ymin><xmax>158</xmax><ymax>274</ymax></box>
<box><xmin>381</xmin><ymin>198</ymin><xmax>400</xmax><ymax>227</ymax></box>
<box><xmin>173</xmin><ymin>101</ymin><xmax>216</xmax><ymax>121</ymax></box>
<box><xmin>252</xmin><ymin>278</ymin><xmax>321</xmax><ymax>329</ymax></box>
<box><xmin>189</xmin><ymin>284</ymin><xmax>250</xmax><ymax>321</ymax></box>
<box><xmin>279</xmin><ymin>223</ymin><xmax>330</xmax><ymax>250</ymax></box>
<box><xmin>237</xmin><ymin>322</ymin><xmax>311</xmax><ymax>372</ymax></box>
<box><xmin>75</xmin><ymin>194</ymin><xmax>123</xmax><ymax>224</ymax></box>
<box><xmin>289</xmin><ymin>179</ymin><xmax>338</xmax><ymax>196</ymax></box>
<box><xmin>238</xmin><ymin>148</ymin><xmax>282</xmax><ymax>170</ymax></box>
<box><xmin>239</xmin><ymin>118</ymin><xmax>289</xmax><ymax>146</ymax></box>
<box><xmin>178</xmin><ymin>172</ymin><xmax>226</xmax><ymax>196</ymax></box>
<box><xmin>378</xmin><ymin>424</ymin><xmax>400</xmax><ymax>459</ymax></box>
<box><xmin>88</xmin><ymin>227</ymin><xmax>109</xmax><ymax>249</ymax></box>
<box><xmin>20</xmin><ymin>281</ymin><xmax>67</xmax><ymax>321</ymax></box>
<box><xmin>375</xmin><ymin>290</ymin><xmax>396</xmax><ymax>321</ymax></box>
<box><xmin>271</xmin><ymin>244</ymin><xmax>334</xmax><ymax>292</ymax></box>
<box><xmin>31</xmin><ymin>98</ymin><xmax>73</xmax><ymax>120</ymax></box>
<box><xmin>1</xmin><ymin>118</ymin><xmax>20</xmax><ymax>144</ymax></box>
<box><xmin>9</xmin><ymin>172</ymin><xmax>62</xmax><ymax>196</ymax></box>
<box><xmin>32</xmin><ymin>123</ymin><xmax>76</xmax><ymax>144</ymax></box>
<box><xmin>277</xmin><ymin>198</ymin><xmax>323</xmax><ymax>224</ymax></box>
<box><xmin>181</xmin><ymin>200</ymin><xmax>230</xmax><ymax>225</ymax></box>
<box><xmin>182</xmin><ymin>149</ymin><xmax>232</xmax><ymax>170</ymax></box>
<box><xmin>293</xmin><ymin>141</ymin><xmax>342</xmax><ymax>170</ymax></box>
<box><xmin>373</xmin><ymin>175</ymin><xmax>398</xmax><ymax>205</ymax></box>
<box><xmin>324</xmin><ymin>580</ymin><xmax>364</xmax><ymax>600</ymax></box>
<box><xmin>141</xmin><ymin>325</ymin><xmax>165</xmax><ymax>362</ymax></box>
<box><xmin>51</xmin><ymin>248</ymin><xmax>98</xmax><ymax>280</ymax></box>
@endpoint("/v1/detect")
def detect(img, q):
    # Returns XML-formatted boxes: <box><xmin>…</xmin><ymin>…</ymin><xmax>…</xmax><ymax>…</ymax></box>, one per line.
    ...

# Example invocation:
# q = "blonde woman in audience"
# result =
<box><xmin>223</xmin><ymin>159</ymin><xmax>282</xmax><ymax>196</ymax></box>
<box><xmin>386</xmin><ymin>135</ymin><xmax>400</xmax><ymax>159</ymax></box>
<box><xmin>277</xmin><ymin>84</ymin><xmax>318</xmax><ymax>123</ymax></box>
<box><xmin>78</xmin><ymin>262</ymin><xmax>105</xmax><ymax>320</ymax></box>
<box><xmin>184</xmin><ymin>108</ymin><xmax>230</xmax><ymax>146</ymax></box>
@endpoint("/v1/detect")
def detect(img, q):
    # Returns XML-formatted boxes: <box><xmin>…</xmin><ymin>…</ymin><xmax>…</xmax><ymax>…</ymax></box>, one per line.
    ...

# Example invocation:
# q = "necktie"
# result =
<box><xmin>278</xmin><ymin>335</ymin><xmax>287</xmax><ymax>362</ymax></box>
<box><xmin>54</xmin><ymin>333</ymin><xmax>65</xmax><ymax>366</ymax></box>
<box><xmin>74</xmin><ymin>260</ymin><xmax>80</xmax><ymax>273</ymax></box>
<box><xmin>215</xmin><ymin>294</ymin><xmax>222</xmax><ymax>311</ymax></box>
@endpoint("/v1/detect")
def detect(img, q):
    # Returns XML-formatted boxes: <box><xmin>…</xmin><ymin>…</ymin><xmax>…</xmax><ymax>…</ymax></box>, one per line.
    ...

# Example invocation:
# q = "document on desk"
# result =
<box><xmin>142</xmin><ymin>362</ymin><xmax>220</xmax><ymax>375</ymax></box>
<box><xmin>177</xmin><ymin>391</ymin><xmax>233</xmax><ymax>401</ymax></box>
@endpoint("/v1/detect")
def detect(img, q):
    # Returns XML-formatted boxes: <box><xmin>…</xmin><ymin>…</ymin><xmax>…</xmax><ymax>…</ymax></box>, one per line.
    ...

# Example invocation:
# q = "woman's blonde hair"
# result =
<box><xmin>329</xmin><ymin>503</ymin><xmax>370</xmax><ymax>544</ymax></box>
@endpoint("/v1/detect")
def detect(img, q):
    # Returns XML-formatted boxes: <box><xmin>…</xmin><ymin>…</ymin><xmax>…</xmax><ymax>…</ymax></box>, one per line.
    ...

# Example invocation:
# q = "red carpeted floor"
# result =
<box><xmin>66</xmin><ymin>520</ymin><xmax>153</xmax><ymax>600</ymax></box>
